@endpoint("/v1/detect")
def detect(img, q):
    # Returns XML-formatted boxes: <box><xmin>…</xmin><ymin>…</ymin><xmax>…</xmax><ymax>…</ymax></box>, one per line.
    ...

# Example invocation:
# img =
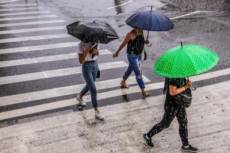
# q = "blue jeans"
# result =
<box><xmin>80</xmin><ymin>61</ymin><xmax>98</xmax><ymax>108</ymax></box>
<box><xmin>123</xmin><ymin>54</ymin><xmax>145</xmax><ymax>89</ymax></box>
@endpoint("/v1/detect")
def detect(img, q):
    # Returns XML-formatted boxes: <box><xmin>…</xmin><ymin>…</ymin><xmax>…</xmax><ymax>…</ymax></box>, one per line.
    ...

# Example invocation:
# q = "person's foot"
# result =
<box><xmin>142</xmin><ymin>90</ymin><xmax>150</xmax><ymax>98</ymax></box>
<box><xmin>181</xmin><ymin>144</ymin><xmax>198</xmax><ymax>152</ymax></box>
<box><xmin>143</xmin><ymin>134</ymin><xmax>154</xmax><ymax>147</ymax></box>
<box><xmin>120</xmin><ymin>80</ymin><xmax>128</xmax><ymax>88</ymax></box>
<box><xmin>95</xmin><ymin>111</ymin><xmax>104</xmax><ymax>121</ymax></box>
<box><xmin>76</xmin><ymin>95</ymin><xmax>86</xmax><ymax>107</ymax></box>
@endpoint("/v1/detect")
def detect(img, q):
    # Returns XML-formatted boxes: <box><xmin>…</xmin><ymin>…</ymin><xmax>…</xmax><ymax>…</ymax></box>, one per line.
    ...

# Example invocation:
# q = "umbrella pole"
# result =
<box><xmin>146</xmin><ymin>6</ymin><xmax>153</xmax><ymax>42</ymax></box>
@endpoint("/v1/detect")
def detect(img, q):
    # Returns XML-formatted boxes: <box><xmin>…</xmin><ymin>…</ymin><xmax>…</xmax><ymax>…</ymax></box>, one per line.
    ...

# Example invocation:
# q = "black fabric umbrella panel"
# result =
<box><xmin>67</xmin><ymin>20</ymin><xmax>119</xmax><ymax>44</ymax></box>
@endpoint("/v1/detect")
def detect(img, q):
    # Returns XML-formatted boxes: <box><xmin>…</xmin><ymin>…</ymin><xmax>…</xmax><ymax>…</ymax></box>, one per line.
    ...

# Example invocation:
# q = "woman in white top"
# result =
<box><xmin>76</xmin><ymin>41</ymin><xmax>104</xmax><ymax>120</ymax></box>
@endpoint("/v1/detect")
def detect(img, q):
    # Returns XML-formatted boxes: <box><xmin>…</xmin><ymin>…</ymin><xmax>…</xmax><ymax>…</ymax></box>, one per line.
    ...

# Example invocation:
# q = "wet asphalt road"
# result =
<box><xmin>0</xmin><ymin>0</ymin><xmax>230</xmax><ymax>123</ymax></box>
<box><xmin>38</xmin><ymin>0</ymin><xmax>230</xmax><ymax>81</ymax></box>
<box><xmin>0</xmin><ymin>1</ymin><xmax>230</xmax><ymax>152</ymax></box>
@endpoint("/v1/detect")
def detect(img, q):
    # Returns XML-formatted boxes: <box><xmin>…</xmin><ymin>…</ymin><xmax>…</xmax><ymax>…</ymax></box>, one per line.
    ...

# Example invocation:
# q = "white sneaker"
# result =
<box><xmin>95</xmin><ymin>111</ymin><xmax>104</xmax><ymax>121</ymax></box>
<box><xmin>76</xmin><ymin>96</ymin><xmax>86</xmax><ymax>107</ymax></box>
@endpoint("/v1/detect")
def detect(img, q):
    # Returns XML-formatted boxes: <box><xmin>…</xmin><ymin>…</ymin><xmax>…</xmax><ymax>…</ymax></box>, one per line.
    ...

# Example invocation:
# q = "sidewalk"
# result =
<box><xmin>0</xmin><ymin>80</ymin><xmax>229</xmax><ymax>153</ymax></box>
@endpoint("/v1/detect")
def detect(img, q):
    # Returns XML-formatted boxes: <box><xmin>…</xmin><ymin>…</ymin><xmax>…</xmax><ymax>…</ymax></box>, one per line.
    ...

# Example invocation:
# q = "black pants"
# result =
<box><xmin>147</xmin><ymin>96</ymin><xmax>189</xmax><ymax>146</ymax></box>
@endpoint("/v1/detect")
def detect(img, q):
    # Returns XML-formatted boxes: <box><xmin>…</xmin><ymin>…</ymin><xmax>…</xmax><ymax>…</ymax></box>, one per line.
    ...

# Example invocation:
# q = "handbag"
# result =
<box><xmin>174</xmin><ymin>88</ymin><xmax>192</xmax><ymax>107</ymax></box>
<box><xmin>96</xmin><ymin>69</ymin><xmax>100</xmax><ymax>78</ymax></box>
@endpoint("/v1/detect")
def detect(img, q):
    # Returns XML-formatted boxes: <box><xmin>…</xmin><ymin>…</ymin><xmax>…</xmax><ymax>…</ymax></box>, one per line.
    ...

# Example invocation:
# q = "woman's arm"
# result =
<box><xmin>113</xmin><ymin>32</ymin><xmax>131</xmax><ymax>58</ymax></box>
<box><xmin>169</xmin><ymin>80</ymin><xmax>192</xmax><ymax>96</ymax></box>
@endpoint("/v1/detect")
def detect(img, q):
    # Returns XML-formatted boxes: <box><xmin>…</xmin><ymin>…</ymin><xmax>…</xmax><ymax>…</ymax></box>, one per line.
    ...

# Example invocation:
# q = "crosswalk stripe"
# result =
<box><xmin>0</xmin><ymin>0</ymin><xmax>19</xmax><ymax>4</ymax></box>
<box><xmin>0</xmin><ymin>3</ymin><xmax>37</xmax><ymax>7</ymax></box>
<box><xmin>0</xmin><ymin>49</ymin><xmax>111</xmax><ymax>68</ymax></box>
<box><xmin>0</xmin><ymin>61</ymin><xmax>127</xmax><ymax>85</ymax></box>
<box><xmin>0</xmin><ymin>10</ymin><xmax>50</xmax><ymax>16</ymax></box>
<box><xmin>0</xmin><ymin>14</ymin><xmax>58</xmax><ymax>21</ymax></box>
<box><xmin>1</xmin><ymin>66</ymin><xmax>227</xmax><ymax>107</ymax></box>
<box><xmin>0</xmin><ymin>42</ymin><xmax>79</xmax><ymax>54</ymax></box>
<box><xmin>0</xmin><ymin>26</ymin><xmax>65</xmax><ymax>35</ymax></box>
<box><xmin>0</xmin><ymin>33</ymin><xmax>70</xmax><ymax>43</ymax></box>
<box><xmin>0</xmin><ymin>76</ymin><xmax>229</xmax><ymax>121</ymax></box>
<box><xmin>0</xmin><ymin>76</ymin><xmax>150</xmax><ymax>107</ymax></box>
<box><xmin>0</xmin><ymin>6</ymin><xmax>43</xmax><ymax>12</ymax></box>
<box><xmin>0</xmin><ymin>20</ymin><xmax>65</xmax><ymax>27</ymax></box>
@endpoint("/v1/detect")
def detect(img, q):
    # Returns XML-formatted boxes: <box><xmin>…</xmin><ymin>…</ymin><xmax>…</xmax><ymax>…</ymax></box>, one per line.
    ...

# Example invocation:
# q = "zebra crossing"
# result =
<box><xmin>0</xmin><ymin>1</ymin><xmax>151</xmax><ymax>122</ymax></box>
<box><xmin>0</xmin><ymin>1</ymin><xmax>230</xmax><ymax>124</ymax></box>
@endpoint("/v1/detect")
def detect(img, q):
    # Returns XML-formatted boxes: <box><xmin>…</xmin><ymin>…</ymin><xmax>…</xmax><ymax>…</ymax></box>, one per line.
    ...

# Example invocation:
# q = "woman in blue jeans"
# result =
<box><xmin>77</xmin><ymin>41</ymin><xmax>104</xmax><ymax>120</ymax></box>
<box><xmin>113</xmin><ymin>28</ymin><xmax>149</xmax><ymax>97</ymax></box>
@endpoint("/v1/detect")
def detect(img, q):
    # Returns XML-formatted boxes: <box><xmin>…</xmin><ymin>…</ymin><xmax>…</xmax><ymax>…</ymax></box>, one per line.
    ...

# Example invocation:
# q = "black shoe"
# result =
<box><xmin>143</xmin><ymin>134</ymin><xmax>154</xmax><ymax>147</ymax></box>
<box><xmin>181</xmin><ymin>144</ymin><xmax>198</xmax><ymax>152</ymax></box>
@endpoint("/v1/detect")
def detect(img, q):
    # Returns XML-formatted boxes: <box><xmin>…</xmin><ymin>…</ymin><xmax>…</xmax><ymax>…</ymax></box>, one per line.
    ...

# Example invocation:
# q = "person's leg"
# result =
<box><xmin>176</xmin><ymin>106</ymin><xmax>198</xmax><ymax>152</ymax></box>
<box><xmin>131</xmin><ymin>55</ymin><xmax>149</xmax><ymax>97</ymax></box>
<box><xmin>176</xmin><ymin>106</ymin><xmax>189</xmax><ymax>146</ymax></box>
<box><xmin>147</xmin><ymin>103</ymin><xmax>177</xmax><ymax>137</ymax></box>
<box><xmin>143</xmin><ymin>99</ymin><xmax>178</xmax><ymax>147</ymax></box>
<box><xmin>121</xmin><ymin>55</ymin><xmax>133</xmax><ymax>88</ymax></box>
<box><xmin>76</xmin><ymin>65</ymin><xmax>90</xmax><ymax>106</ymax></box>
<box><xmin>83</xmin><ymin>63</ymin><xmax>98</xmax><ymax>108</ymax></box>
<box><xmin>91</xmin><ymin>62</ymin><xmax>104</xmax><ymax>120</ymax></box>
<box><xmin>79</xmin><ymin>85</ymin><xmax>89</xmax><ymax>98</ymax></box>
<box><xmin>76</xmin><ymin>85</ymin><xmax>88</xmax><ymax>106</ymax></box>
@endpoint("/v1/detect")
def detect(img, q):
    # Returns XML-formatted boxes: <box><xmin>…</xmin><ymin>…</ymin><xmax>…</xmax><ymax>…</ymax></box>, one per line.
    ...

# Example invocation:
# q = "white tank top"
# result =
<box><xmin>78</xmin><ymin>42</ymin><xmax>98</xmax><ymax>61</ymax></box>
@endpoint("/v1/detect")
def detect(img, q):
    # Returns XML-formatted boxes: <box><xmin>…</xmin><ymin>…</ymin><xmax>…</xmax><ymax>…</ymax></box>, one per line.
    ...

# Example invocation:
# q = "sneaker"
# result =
<box><xmin>76</xmin><ymin>96</ymin><xmax>86</xmax><ymax>107</ymax></box>
<box><xmin>95</xmin><ymin>111</ymin><xmax>104</xmax><ymax>121</ymax></box>
<box><xmin>181</xmin><ymin>144</ymin><xmax>198</xmax><ymax>152</ymax></box>
<box><xmin>120</xmin><ymin>80</ymin><xmax>128</xmax><ymax>88</ymax></box>
<box><xmin>143</xmin><ymin>134</ymin><xmax>154</xmax><ymax>147</ymax></box>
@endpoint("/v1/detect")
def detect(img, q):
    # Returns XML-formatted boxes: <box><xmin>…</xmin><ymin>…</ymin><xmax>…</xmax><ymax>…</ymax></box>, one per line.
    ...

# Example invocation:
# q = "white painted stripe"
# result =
<box><xmin>171</xmin><ymin>10</ymin><xmax>217</xmax><ymax>20</ymax></box>
<box><xmin>0</xmin><ymin>76</ymin><xmax>150</xmax><ymax>107</ymax></box>
<box><xmin>0</xmin><ymin>0</ymin><xmax>20</xmax><ymax>4</ymax></box>
<box><xmin>0</xmin><ymin>14</ymin><xmax>57</xmax><ymax>21</ymax></box>
<box><xmin>0</xmin><ymin>34</ymin><xmax>70</xmax><ymax>43</ymax></box>
<box><xmin>0</xmin><ymin>20</ymin><xmax>65</xmax><ymax>27</ymax></box>
<box><xmin>0</xmin><ymin>26</ymin><xmax>65</xmax><ymax>35</ymax></box>
<box><xmin>0</xmin><ymin>7</ymin><xmax>42</xmax><ymax>12</ymax></box>
<box><xmin>0</xmin><ymin>60</ymin><xmax>126</xmax><ymax>85</ymax></box>
<box><xmin>0</xmin><ymin>42</ymin><xmax>79</xmax><ymax>54</ymax></box>
<box><xmin>0</xmin><ymin>49</ymin><xmax>111</xmax><ymax>68</ymax></box>
<box><xmin>0</xmin><ymin>10</ymin><xmax>50</xmax><ymax>17</ymax></box>
<box><xmin>1</xmin><ymin>76</ymin><xmax>229</xmax><ymax>121</ymax></box>
<box><xmin>1</xmin><ymin>66</ymin><xmax>227</xmax><ymax>106</ymax></box>
<box><xmin>0</xmin><ymin>3</ymin><xmax>37</xmax><ymax>7</ymax></box>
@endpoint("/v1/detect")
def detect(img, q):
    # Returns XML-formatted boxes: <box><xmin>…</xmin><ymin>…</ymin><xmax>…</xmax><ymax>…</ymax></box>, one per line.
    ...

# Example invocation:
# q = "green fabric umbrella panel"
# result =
<box><xmin>154</xmin><ymin>43</ymin><xmax>219</xmax><ymax>78</ymax></box>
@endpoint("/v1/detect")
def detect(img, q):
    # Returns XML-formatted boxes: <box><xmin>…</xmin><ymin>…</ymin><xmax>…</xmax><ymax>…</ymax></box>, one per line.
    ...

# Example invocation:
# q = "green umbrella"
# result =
<box><xmin>154</xmin><ymin>43</ymin><xmax>219</xmax><ymax>78</ymax></box>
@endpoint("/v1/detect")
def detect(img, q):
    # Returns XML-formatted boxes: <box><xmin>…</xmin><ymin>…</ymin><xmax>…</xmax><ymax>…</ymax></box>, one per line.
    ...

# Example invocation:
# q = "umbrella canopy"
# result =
<box><xmin>153</xmin><ymin>43</ymin><xmax>219</xmax><ymax>78</ymax></box>
<box><xmin>67</xmin><ymin>20</ymin><xmax>119</xmax><ymax>43</ymax></box>
<box><xmin>126</xmin><ymin>10</ymin><xmax>173</xmax><ymax>31</ymax></box>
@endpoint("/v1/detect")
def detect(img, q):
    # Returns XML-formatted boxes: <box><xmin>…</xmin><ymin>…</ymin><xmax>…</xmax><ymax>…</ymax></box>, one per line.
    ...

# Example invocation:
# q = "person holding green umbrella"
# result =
<box><xmin>143</xmin><ymin>43</ymin><xmax>219</xmax><ymax>152</ymax></box>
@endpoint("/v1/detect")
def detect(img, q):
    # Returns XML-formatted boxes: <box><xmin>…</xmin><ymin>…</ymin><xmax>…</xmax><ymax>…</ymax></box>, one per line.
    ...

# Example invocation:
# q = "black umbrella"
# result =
<box><xmin>67</xmin><ymin>20</ymin><xmax>119</xmax><ymax>44</ymax></box>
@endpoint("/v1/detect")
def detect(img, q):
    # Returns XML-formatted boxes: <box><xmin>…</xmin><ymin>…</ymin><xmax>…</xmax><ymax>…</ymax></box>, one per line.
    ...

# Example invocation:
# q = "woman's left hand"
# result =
<box><xmin>113</xmin><ymin>52</ymin><xmax>119</xmax><ymax>58</ymax></box>
<box><xmin>185</xmin><ymin>80</ymin><xmax>192</xmax><ymax>89</ymax></box>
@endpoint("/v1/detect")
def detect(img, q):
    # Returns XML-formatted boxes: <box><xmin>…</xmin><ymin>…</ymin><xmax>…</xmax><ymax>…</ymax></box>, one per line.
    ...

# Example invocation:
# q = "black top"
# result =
<box><xmin>164</xmin><ymin>78</ymin><xmax>187</xmax><ymax>96</ymax></box>
<box><xmin>127</xmin><ymin>34</ymin><xmax>145</xmax><ymax>55</ymax></box>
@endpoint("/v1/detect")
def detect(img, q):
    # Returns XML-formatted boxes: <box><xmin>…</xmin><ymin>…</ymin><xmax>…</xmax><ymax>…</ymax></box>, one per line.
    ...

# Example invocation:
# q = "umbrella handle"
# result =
<box><xmin>145</xmin><ymin>31</ymin><xmax>152</xmax><ymax>47</ymax></box>
<box><xmin>146</xmin><ymin>31</ymin><xmax>150</xmax><ymax>41</ymax></box>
